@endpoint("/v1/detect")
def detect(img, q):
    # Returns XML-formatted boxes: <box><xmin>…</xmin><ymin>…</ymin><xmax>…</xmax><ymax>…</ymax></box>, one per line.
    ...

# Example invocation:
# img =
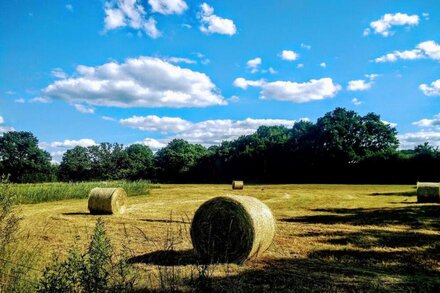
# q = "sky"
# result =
<box><xmin>1</xmin><ymin>0</ymin><xmax>440</xmax><ymax>162</ymax></box>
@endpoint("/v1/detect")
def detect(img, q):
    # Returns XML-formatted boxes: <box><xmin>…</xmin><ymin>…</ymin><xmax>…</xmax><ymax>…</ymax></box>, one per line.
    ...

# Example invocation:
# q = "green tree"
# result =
<box><xmin>124</xmin><ymin>144</ymin><xmax>154</xmax><ymax>180</ymax></box>
<box><xmin>58</xmin><ymin>146</ymin><xmax>92</xmax><ymax>181</ymax></box>
<box><xmin>154</xmin><ymin>139</ymin><xmax>208</xmax><ymax>182</ymax></box>
<box><xmin>0</xmin><ymin>131</ymin><xmax>52</xmax><ymax>182</ymax></box>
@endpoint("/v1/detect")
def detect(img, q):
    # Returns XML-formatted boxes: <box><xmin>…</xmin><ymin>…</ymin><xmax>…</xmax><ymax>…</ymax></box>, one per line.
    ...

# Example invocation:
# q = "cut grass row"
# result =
<box><xmin>3</xmin><ymin>181</ymin><xmax>151</xmax><ymax>204</ymax></box>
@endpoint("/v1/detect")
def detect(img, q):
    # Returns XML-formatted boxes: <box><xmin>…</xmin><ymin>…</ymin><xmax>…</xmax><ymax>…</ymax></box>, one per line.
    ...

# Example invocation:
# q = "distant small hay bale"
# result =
<box><xmin>417</xmin><ymin>182</ymin><xmax>440</xmax><ymax>203</ymax></box>
<box><xmin>190</xmin><ymin>195</ymin><xmax>276</xmax><ymax>264</ymax></box>
<box><xmin>232</xmin><ymin>180</ymin><xmax>244</xmax><ymax>190</ymax></box>
<box><xmin>88</xmin><ymin>187</ymin><xmax>127</xmax><ymax>215</ymax></box>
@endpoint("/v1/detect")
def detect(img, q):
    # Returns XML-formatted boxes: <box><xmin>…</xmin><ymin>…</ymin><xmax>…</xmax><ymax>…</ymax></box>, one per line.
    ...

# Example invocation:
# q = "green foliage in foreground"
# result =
<box><xmin>37</xmin><ymin>218</ymin><xmax>137</xmax><ymax>292</ymax></box>
<box><xmin>6</xmin><ymin>181</ymin><xmax>151</xmax><ymax>204</ymax></box>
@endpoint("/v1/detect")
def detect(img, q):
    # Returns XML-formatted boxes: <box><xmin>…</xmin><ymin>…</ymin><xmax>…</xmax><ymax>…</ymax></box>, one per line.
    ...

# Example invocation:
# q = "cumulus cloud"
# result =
<box><xmin>246</xmin><ymin>57</ymin><xmax>262</xmax><ymax>73</ymax></box>
<box><xmin>104</xmin><ymin>0</ymin><xmax>161</xmax><ymax>38</ymax></box>
<box><xmin>364</xmin><ymin>13</ymin><xmax>419</xmax><ymax>37</ymax></box>
<box><xmin>122</xmin><ymin>116</ymin><xmax>300</xmax><ymax>146</ymax></box>
<box><xmin>296</xmin><ymin>63</ymin><xmax>304</xmax><ymax>69</ymax></box>
<box><xmin>233</xmin><ymin>78</ymin><xmax>265</xmax><ymax>90</ymax></box>
<box><xmin>102</xmin><ymin>116</ymin><xmax>116</xmax><ymax>121</ymax></box>
<box><xmin>381</xmin><ymin>120</ymin><xmax>397</xmax><ymax>128</ymax></box>
<box><xmin>352</xmin><ymin>98</ymin><xmax>362</xmax><ymax>106</ymax></box>
<box><xmin>413</xmin><ymin>113</ymin><xmax>440</xmax><ymax>128</ymax></box>
<box><xmin>42</xmin><ymin>56</ymin><xmax>226</xmax><ymax>108</ymax></box>
<box><xmin>280</xmin><ymin>50</ymin><xmax>299</xmax><ymax>61</ymax></box>
<box><xmin>398</xmin><ymin>131</ymin><xmax>440</xmax><ymax>149</ymax></box>
<box><xmin>199</xmin><ymin>3</ymin><xmax>236</xmax><ymax>35</ymax></box>
<box><xmin>301</xmin><ymin>43</ymin><xmax>311</xmax><ymax>50</ymax></box>
<box><xmin>74</xmin><ymin>104</ymin><xmax>95</xmax><ymax>114</ymax></box>
<box><xmin>347</xmin><ymin>80</ymin><xmax>372</xmax><ymax>91</ymax></box>
<box><xmin>233</xmin><ymin>77</ymin><xmax>340</xmax><ymax>103</ymax></box>
<box><xmin>30</xmin><ymin>97</ymin><xmax>51</xmax><ymax>103</ymax></box>
<box><xmin>148</xmin><ymin>0</ymin><xmax>187</xmax><ymax>15</ymax></box>
<box><xmin>49</xmin><ymin>139</ymin><xmax>97</xmax><ymax>148</ymax></box>
<box><xmin>419</xmin><ymin>79</ymin><xmax>440</xmax><ymax>96</ymax></box>
<box><xmin>120</xmin><ymin>115</ymin><xmax>192</xmax><ymax>132</ymax></box>
<box><xmin>51</xmin><ymin>68</ymin><xmax>68</xmax><ymax>79</ymax></box>
<box><xmin>320</xmin><ymin>62</ymin><xmax>326</xmax><ymax>68</ymax></box>
<box><xmin>137</xmin><ymin>137</ymin><xmax>168</xmax><ymax>151</ymax></box>
<box><xmin>374</xmin><ymin>40</ymin><xmax>440</xmax><ymax>63</ymax></box>
<box><xmin>14</xmin><ymin>98</ymin><xmax>25</xmax><ymax>103</ymax></box>
<box><xmin>165</xmin><ymin>57</ymin><xmax>196</xmax><ymax>64</ymax></box>
<box><xmin>261</xmin><ymin>78</ymin><xmax>340</xmax><ymax>103</ymax></box>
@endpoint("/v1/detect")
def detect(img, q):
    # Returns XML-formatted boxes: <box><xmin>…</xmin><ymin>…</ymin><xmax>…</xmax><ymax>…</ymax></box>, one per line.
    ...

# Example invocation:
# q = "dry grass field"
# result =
<box><xmin>13</xmin><ymin>184</ymin><xmax>440</xmax><ymax>292</ymax></box>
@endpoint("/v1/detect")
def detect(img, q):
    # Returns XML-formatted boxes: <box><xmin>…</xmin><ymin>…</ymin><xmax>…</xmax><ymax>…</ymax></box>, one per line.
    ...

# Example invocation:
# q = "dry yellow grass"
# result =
<box><xmin>16</xmin><ymin>184</ymin><xmax>440</xmax><ymax>291</ymax></box>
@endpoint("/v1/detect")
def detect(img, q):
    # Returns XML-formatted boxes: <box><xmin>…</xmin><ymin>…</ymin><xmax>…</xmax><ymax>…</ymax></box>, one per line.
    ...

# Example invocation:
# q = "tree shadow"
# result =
<box><xmin>282</xmin><ymin>205</ymin><xmax>440</xmax><ymax>229</ymax></box>
<box><xmin>370</xmin><ymin>191</ymin><xmax>416</xmax><ymax>197</ymax></box>
<box><xmin>62</xmin><ymin>212</ymin><xmax>93</xmax><ymax>216</ymax></box>
<box><xmin>128</xmin><ymin>249</ymin><xmax>200</xmax><ymax>266</ymax></box>
<box><xmin>140</xmin><ymin>219</ymin><xmax>191</xmax><ymax>224</ymax></box>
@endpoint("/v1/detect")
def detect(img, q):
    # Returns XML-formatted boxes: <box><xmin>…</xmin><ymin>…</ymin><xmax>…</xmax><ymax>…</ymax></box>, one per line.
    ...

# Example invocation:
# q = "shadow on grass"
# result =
<box><xmin>370</xmin><ymin>191</ymin><xmax>416</xmax><ymax>197</ymax></box>
<box><xmin>140</xmin><ymin>219</ymin><xmax>190</xmax><ymax>224</ymax></box>
<box><xmin>128</xmin><ymin>249</ymin><xmax>200</xmax><ymax>266</ymax></box>
<box><xmin>282</xmin><ymin>205</ymin><xmax>440</xmax><ymax>229</ymax></box>
<box><xmin>62</xmin><ymin>212</ymin><xmax>93</xmax><ymax>216</ymax></box>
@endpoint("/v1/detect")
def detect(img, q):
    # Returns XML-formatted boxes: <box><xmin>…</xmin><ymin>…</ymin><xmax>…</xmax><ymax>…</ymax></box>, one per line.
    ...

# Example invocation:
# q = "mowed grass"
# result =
<box><xmin>7</xmin><ymin>180</ymin><xmax>151</xmax><ymax>204</ymax></box>
<box><xmin>13</xmin><ymin>184</ymin><xmax>440</xmax><ymax>292</ymax></box>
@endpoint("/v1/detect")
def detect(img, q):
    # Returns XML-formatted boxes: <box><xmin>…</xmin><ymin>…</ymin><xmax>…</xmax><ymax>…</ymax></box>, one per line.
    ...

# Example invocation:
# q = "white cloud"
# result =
<box><xmin>148</xmin><ymin>0</ymin><xmax>187</xmax><ymax>15</ymax></box>
<box><xmin>352</xmin><ymin>98</ymin><xmax>362</xmax><ymax>106</ymax></box>
<box><xmin>422</xmin><ymin>12</ymin><xmax>429</xmax><ymax>20</ymax></box>
<box><xmin>280</xmin><ymin>50</ymin><xmax>299</xmax><ymax>61</ymax></box>
<box><xmin>301</xmin><ymin>43</ymin><xmax>311</xmax><ymax>50</ymax></box>
<box><xmin>5</xmin><ymin>91</ymin><xmax>15</xmax><ymax>95</ymax></box>
<box><xmin>14</xmin><ymin>98</ymin><xmax>25</xmax><ymax>103</ymax></box>
<box><xmin>30</xmin><ymin>97</ymin><xmax>51</xmax><ymax>103</ymax></box>
<box><xmin>233</xmin><ymin>78</ymin><xmax>264</xmax><ymax>90</ymax></box>
<box><xmin>365</xmin><ymin>13</ymin><xmax>419</xmax><ymax>37</ymax></box>
<box><xmin>120</xmin><ymin>115</ymin><xmax>192</xmax><ymax>132</ymax></box>
<box><xmin>260</xmin><ymin>78</ymin><xmax>341</xmax><ymax>103</ymax></box>
<box><xmin>381</xmin><ymin>120</ymin><xmax>397</xmax><ymax>128</ymax></box>
<box><xmin>398</xmin><ymin>131</ymin><xmax>440</xmax><ymax>149</ymax></box>
<box><xmin>51</xmin><ymin>68</ymin><xmax>67</xmax><ymax>79</ymax></box>
<box><xmin>74</xmin><ymin>104</ymin><xmax>95</xmax><ymax>114</ymax></box>
<box><xmin>296</xmin><ymin>63</ymin><xmax>304</xmax><ymax>69</ymax></box>
<box><xmin>165</xmin><ymin>57</ymin><xmax>196</xmax><ymax>64</ymax></box>
<box><xmin>347</xmin><ymin>80</ymin><xmax>372</xmax><ymax>91</ymax></box>
<box><xmin>420</xmin><ymin>79</ymin><xmax>440</xmax><ymax>96</ymax></box>
<box><xmin>246</xmin><ymin>57</ymin><xmax>262</xmax><ymax>73</ymax></box>
<box><xmin>268</xmin><ymin>67</ymin><xmax>277</xmax><ymax>74</ymax></box>
<box><xmin>137</xmin><ymin>138</ymin><xmax>168</xmax><ymax>151</ymax></box>
<box><xmin>320</xmin><ymin>62</ymin><xmax>326</xmax><ymax>68</ymax></box>
<box><xmin>104</xmin><ymin>0</ymin><xmax>161</xmax><ymax>38</ymax></box>
<box><xmin>0</xmin><ymin>116</ymin><xmax>4</xmax><ymax>124</ymax></box>
<box><xmin>374</xmin><ymin>40</ymin><xmax>440</xmax><ymax>63</ymax></box>
<box><xmin>42</xmin><ymin>57</ymin><xmax>226</xmax><ymax>108</ymax></box>
<box><xmin>102</xmin><ymin>116</ymin><xmax>116</xmax><ymax>121</ymax></box>
<box><xmin>50</xmin><ymin>139</ymin><xmax>97</xmax><ymax>148</ymax></box>
<box><xmin>228</xmin><ymin>95</ymin><xmax>240</xmax><ymax>103</ymax></box>
<box><xmin>65</xmin><ymin>4</ymin><xmax>73</xmax><ymax>12</ymax></box>
<box><xmin>123</xmin><ymin>116</ymin><xmax>299</xmax><ymax>146</ymax></box>
<box><xmin>199</xmin><ymin>3</ymin><xmax>236</xmax><ymax>35</ymax></box>
<box><xmin>413</xmin><ymin>113</ymin><xmax>440</xmax><ymax>128</ymax></box>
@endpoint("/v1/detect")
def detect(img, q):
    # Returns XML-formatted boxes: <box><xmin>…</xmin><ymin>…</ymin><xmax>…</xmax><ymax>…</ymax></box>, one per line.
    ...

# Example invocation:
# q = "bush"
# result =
<box><xmin>37</xmin><ymin>218</ymin><xmax>137</xmax><ymax>292</ymax></box>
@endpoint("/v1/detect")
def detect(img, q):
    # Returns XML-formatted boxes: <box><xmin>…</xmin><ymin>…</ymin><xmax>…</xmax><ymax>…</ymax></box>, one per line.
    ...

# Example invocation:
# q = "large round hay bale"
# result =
<box><xmin>88</xmin><ymin>187</ymin><xmax>127</xmax><ymax>215</ymax></box>
<box><xmin>417</xmin><ymin>182</ymin><xmax>440</xmax><ymax>203</ymax></box>
<box><xmin>232</xmin><ymin>180</ymin><xmax>244</xmax><ymax>190</ymax></box>
<box><xmin>190</xmin><ymin>195</ymin><xmax>275</xmax><ymax>264</ymax></box>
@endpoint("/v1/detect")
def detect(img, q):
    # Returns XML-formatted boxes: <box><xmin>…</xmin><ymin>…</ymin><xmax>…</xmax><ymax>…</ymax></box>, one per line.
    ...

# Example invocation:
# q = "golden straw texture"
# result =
<box><xmin>416</xmin><ymin>182</ymin><xmax>440</xmax><ymax>203</ymax></box>
<box><xmin>191</xmin><ymin>195</ymin><xmax>275</xmax><ymax>263</ymax></box>
<box><xmin>232</xmin><ymin>181</ymin><xmax>244</xmax><ymax>190</ymax></box>
<box><xmin>88</xmin><ymin>187</ymin><xmax>127</xmax><ymax>215</ymax></box>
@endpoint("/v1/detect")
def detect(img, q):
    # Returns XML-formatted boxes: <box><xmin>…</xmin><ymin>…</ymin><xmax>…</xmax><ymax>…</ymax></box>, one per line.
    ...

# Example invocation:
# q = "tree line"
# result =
<box><xmin>1</xmin><ymin>108</ymin><xmax>439</xmax><ymax>184</ymax></box>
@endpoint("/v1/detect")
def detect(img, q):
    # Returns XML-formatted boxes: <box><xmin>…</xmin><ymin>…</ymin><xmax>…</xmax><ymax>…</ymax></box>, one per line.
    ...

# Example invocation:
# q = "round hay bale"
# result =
<box><xmin>232</xmin><ymin>180</ymin><xmax>244</xmax><ymax>190</ymax></box>
<box><xmin>88</xmin><ymin>187</ymin><xmax>127</xmax><ymax>215</ymax></box>
<box><xmin>190</xmin><ymin>195</ymin><xmax>275</xmax><ymax>264</ymax></box>
<box><xmin>417</xmin><ymin>182</ymin><xmax>440</xmax><ymax>203</ymax></box>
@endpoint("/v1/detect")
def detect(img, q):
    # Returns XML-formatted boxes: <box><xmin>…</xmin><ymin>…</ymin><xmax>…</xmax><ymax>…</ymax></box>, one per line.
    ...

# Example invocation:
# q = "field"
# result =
<box><xmin>7</xmin><ymin>184</ymin><xmax>440</xmax><ymax>291</ymax></box>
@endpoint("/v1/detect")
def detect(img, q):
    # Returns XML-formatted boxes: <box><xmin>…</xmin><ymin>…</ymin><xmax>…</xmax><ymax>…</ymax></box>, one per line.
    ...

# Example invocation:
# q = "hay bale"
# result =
<box><xmin>190</xmin><ymin>195</ymin><xmax>275</xmax><ymax>263</ymax></box>
<box><xmin>417</xmin><ymin>182</ymin><xmax>440</xmax><ymax>203</ymax></box>
<box><xmin>232</xmin><ymin>180</ymin><xmax>244</xmax><ymax>190</ymax></box>
<box><xmin>88</xmin><ymin>187</ymin><xmax>127</xmax><ymax>215</ymax></box>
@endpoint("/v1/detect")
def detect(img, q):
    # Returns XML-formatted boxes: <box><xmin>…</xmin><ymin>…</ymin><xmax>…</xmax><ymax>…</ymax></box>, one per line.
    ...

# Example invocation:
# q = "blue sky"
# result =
<box><xmin>1</xmin><ymin>0</ymin><xmax>440</xmax><ymax>161</ymax></box>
